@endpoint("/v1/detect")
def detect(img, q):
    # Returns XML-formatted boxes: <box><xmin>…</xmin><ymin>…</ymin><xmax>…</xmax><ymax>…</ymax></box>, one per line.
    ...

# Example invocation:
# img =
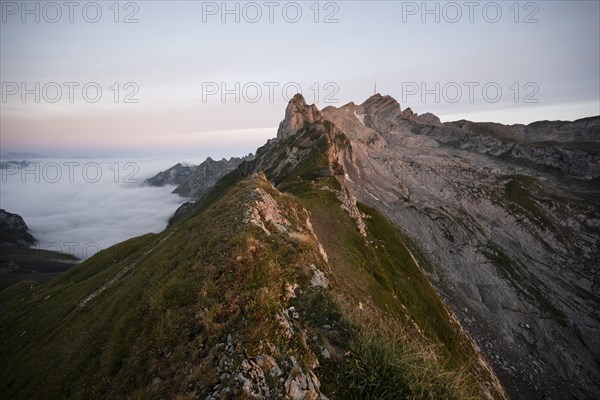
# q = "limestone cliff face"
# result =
<box><xmin>271</xmin><ymin>94</ymin><xmax>600</xmax><ymax>400</ymax></box>
<box><xmin>428</xmin><ymin>118</ymin><xmax>600</xmax><ymax>180</ymax></box>
<box><xmin>277</xmin><ymin>93</ymin><xmax>322</xmax><ymax>140</ymax></box>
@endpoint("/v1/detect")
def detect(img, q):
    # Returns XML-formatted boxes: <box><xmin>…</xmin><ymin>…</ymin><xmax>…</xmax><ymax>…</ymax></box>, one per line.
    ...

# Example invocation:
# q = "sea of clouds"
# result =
<box><xmin>0</xmin><ymin>157</ymin><xmax>208</xmax><ymax>259</ymax></box>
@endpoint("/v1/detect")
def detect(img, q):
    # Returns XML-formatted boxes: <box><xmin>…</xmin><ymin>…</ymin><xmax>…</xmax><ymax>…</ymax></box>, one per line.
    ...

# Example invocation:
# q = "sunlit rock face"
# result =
<box><xmin>315</xmin><ymin>94</ymin><xmax>600</xmax><ymax>400</ymax></box>
<box><xmin>277</xmin><ymin>93</ymin><xmax>322</xmax><ymax>140</ymax></box>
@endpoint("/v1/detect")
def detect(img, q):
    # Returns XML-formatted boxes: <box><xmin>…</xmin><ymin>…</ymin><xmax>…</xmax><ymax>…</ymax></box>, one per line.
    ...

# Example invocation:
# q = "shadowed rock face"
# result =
<box><xmin>145</xmin><ymin>155</ymin><xmax>254</xmax><ymax>199</ymax></box>
<box><xmin>267</xmin><ymin>94</ymin><xmax>600</xmax><ymax>400</ymax></box>
<box><xmin>145</xmin><ymin>162</ymin><xmax>195</xmax><ymax>187</ymax></box>
<box><xmin>0</xmin><ymin>209</ymin><xmax>36</xmax><ymax>246</ymax></box>
<box><xmin>173</xmin><ymin>155</ymin><xmax>254</xmax><ymax>198</ymax></box>
<box><xmin>0</xmin><ymin>210</ymin><xmax>80</xmax><ymax>291</ymax></box>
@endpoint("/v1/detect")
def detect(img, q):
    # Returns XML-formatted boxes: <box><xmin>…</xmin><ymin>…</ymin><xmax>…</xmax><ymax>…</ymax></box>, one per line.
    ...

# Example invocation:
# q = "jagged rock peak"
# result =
<box><xmin>360</xmin><ymin>93</ymin><xmax>402</xmax><ymax>112</ymax></box>
<box><xmin>236</xmin><ymin>153</ymin><xmax>255</xmax><ymax>162</ymax></box>
<box><xmin>355</xmin><ymin>93</ymin><xmax>404</xmax><ymax>129</ymax></box>
<box><xmin>400</xmin><ymin>106</ymin><xmax>441</xmax><ymax>125</ymax></box>
<box><xmin>359</xmin><ymin>94</ymin><xmax>441</xmax><ymax>126</ymax></box>
<box><xmin>276</xmin><ymin>93</ymin><xmax>322</xmax><ymax>140</ymax></box>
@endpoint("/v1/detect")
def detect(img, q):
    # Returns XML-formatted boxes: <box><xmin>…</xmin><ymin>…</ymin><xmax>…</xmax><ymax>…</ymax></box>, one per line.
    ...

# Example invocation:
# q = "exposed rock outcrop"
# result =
<box><xmin>145</xmin><ymin>155</ymin><xmax>254</xmax><ymax>199</ymax></box>
<box><xmin>145</xmin><ymin>162</ymin><xmax>195</xmax><ymax>187</ymax></box>
<box><xmin>0</xmin><ymin>209</ymin><xmax>37</xmax><ymax>246</ymax></box>
<box><xmin>277</xmin><ymin>94</ymin><xmax>322</xmax><ymax>140</ymax></box>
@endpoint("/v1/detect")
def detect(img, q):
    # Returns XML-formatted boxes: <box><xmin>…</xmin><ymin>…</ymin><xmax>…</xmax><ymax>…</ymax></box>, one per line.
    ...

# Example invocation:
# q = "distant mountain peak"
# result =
<box><xmin>0</xmin><ymin>209</ymin><xmax>37</xmax><ymax>246</ymax></box>
<box><xmin>290</xmin><ymin>92</ymin><xmax>307</xmax><ymax>105</ymax></box>
<box><xmin>355</xmin><ymin>94</ymin><xmax>443</xmax><ymax>126</ymax></box>
<box><xmin>276</xmin><ymin>93</ymin><xmax>322</xmax><ymax>140</ymax></box>
<box><xmin>145</xmin><ymin>154</ymin><xmax>255</xmax><ymax>198</ymax></box>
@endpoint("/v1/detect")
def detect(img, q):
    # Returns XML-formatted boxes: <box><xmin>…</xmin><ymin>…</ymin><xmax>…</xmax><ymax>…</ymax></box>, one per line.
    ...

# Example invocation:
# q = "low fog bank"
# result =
<box><xmin>0</xmin><ymin>157</ymin><xmax>206</xmax><ymax>259</ymax></box>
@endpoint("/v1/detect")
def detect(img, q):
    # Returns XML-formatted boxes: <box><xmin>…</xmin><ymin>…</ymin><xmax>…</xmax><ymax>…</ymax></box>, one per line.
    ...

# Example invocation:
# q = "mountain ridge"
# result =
<box><xmin>1</xmin><ymin>93</ymin><xmax>598</xmax><ymax>399</ymax></box>
<box><xmin>184</xmin><ymin>92</ymin><xmax>599</xmax><ymax>399</ymax></box>
<box><xmin>0</xmin><ymin>94</ymin><xmax>511</xmax><ymax>399</ymax></box>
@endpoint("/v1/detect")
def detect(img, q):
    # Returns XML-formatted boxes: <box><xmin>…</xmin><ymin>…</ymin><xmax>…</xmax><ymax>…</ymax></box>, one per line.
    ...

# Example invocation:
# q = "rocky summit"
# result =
<box><xmin>0</xmin><ymin>94</ymin><xmax>598</xmax><ymax>400</ymax></box>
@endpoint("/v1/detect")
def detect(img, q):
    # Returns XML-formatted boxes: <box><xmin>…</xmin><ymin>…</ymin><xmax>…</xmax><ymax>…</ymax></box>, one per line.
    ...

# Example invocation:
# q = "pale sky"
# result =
<box><xmin>1</xmin><ymin>0</ymin><xmax>599</xmax><ymax>156</ymax></box>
